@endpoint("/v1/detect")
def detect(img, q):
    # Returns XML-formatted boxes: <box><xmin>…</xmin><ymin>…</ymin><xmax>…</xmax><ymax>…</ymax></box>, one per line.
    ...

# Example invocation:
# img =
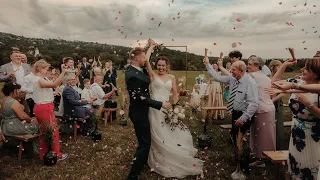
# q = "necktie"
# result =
<box><xmin>226</xmin><ymin>80</ymin><xmax>240</xmax><ymax>114</ymax></box>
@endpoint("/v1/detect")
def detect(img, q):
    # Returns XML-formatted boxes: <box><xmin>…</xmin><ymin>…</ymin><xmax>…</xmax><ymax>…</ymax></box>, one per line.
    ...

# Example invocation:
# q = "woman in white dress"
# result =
<box><xmin>145</xmin><ymin>39</ymin><xmax>204</xmax><ymax>178</ymax></box>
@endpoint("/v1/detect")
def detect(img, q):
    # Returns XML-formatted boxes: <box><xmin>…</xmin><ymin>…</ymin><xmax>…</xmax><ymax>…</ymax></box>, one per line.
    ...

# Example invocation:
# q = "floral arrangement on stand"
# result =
<box><xmin>162</xmin><ymin>101</ymin><xmax>187</xmax><ymax>131</ymax></box>
<box><xmin>178</xmin><ymin>76</ymin><xmax>187</xmax><ymax>96</ymax></box>
<box><xmin>41</xmin><ymin>119</ymin><xmax>58</xmax><ymax>166</ymax></box>
<box><xmin>186</xmin><ymin>85</ymin><xmax>202</xmax><ymax>120</ymax></box>
<box><xmin>118</xmin><ymin>81</ymin><xmax>129</xmax><ymax>126</ymax></box>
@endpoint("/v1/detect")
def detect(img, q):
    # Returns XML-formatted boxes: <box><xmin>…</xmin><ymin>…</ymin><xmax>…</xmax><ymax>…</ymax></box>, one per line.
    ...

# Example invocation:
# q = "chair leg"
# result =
<box><xmin>74</xmin><ymin>121</ymin><xmax>77</xmax><ymax>141</ymax></box>
<box><xmin>284</xmin><ymin>164</ymin><xmax>290</xmax><ymax>180</ymax></box>
<box><xmin>110</xmin><ymin>112</ymin><xmax>113</xmax><ymax>124</ymax></box>
<box><xmin>104</xmin><ymin>111</ymin><xmax>109</xmax><ymax>126</ymax></box>
<box><xmin>18</xmin><ymin>141</ymin><xmax>22</xmax><ymax>161</ymax></box>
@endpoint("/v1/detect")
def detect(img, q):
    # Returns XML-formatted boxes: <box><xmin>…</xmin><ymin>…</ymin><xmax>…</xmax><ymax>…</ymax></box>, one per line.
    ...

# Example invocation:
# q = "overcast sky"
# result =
<box><xmin>0</xmin><ymin>0</ymin><xmax>319</xmax><ymax>58</ymax></box>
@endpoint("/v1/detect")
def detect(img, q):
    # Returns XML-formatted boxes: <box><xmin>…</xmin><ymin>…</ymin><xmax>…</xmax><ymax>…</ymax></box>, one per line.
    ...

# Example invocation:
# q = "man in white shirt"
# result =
<box><xmin>0</xmin><ymin>51</ymin><xmax>31</xmax><ymax>84</ymax></box>
<box><xmin>21</xmin><ymin>61</ymin><xmax>37</xmax><ymax>117</ymax></box>
<box><xmin>90</xmin><ymin>75</ymin><xmax>117</xmax><ymax>117</ymax></box>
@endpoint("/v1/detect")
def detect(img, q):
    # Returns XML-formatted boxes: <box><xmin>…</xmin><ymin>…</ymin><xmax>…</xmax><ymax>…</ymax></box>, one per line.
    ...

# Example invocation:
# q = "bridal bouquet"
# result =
<box><xmin>162</xmin><ymin>101</ymin><xmax>187</xmax><ymax>131</ymax></box>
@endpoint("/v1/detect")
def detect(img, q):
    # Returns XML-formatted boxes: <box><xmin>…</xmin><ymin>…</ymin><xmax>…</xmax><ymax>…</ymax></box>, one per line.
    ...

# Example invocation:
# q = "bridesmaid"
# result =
<box><xmin>33</xmin><ymin>60</ymin><xmax>68</xmax><ymax>161</ymax></box>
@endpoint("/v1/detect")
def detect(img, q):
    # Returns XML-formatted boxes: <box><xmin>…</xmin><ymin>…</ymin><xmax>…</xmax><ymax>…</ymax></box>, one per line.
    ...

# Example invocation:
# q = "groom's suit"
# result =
<box><xmin>125</xmin><ymin>65</ymin><xmax>162</xmax><ymax>180</ymax></box>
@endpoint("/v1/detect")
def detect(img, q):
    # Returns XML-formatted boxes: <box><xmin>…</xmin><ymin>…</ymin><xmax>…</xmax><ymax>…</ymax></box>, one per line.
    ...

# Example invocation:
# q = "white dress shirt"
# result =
<box><xmin>11</xmin><ymin>62</ymin><xmax>25</xmax><ymax>86</ymax></box>
<box><xmin>90</xmin><ymin>83</ymin><xmax>106</xmax><ymax>106</ymax></box>
<box><xmin>33</xmin><ymin>77</ymin><xmax>54</xmax><ymax>104</ymax></box>
<box><xmin>21</xmin><ymin>72</ymin><xmax>37</xmax><ymax>100</ymax></box>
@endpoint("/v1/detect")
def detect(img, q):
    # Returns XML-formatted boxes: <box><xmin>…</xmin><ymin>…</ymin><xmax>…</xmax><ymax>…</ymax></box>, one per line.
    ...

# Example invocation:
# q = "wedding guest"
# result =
<box><xmin>223</xmin><ymin>62</ymin><xmax>232</xmax><ymax>101</ymax></box>
<box><xmin>109</xmin><ymin>60</ymin><xmax>118</xmax><ymax>96</ymax></box>
<box><xmin>0</xmin><ymin>51</ymin><xmax>31</xmax><ymax>84</ymax></box>
<box><xmin>81</xmin><ymin>57</ymin><xmax>91</xmax><ymax>80</ymax></box>
<box><xmin>246</xmin><ymin>56</ymin><xmax>276</xmax><ymax>167</ymax></box>
<box><xmin>63</xmin><ymin>74</ymin><xmax>94</xmax><ymax>136</ymax></box>
<box><xmin>204</xmin><ymin>58</ymin><xmax>258</xmax><ymax>173</ymax></box>
<box><xmin>0</xmin><ymin>82</ymin><xmax>39</xmax><ymax>155</ymax></box>
<box><xmin>229</xmin><ymin>50</ymin><xmax>242</xmax><ymax>63</ymax></box>
<box><xmin>269</xmin><ymin>60</ymin><xmax>285</xmax><ymax>150</ymax></box>
<box><xmin>261</xmin><ymin>59</ymin><xmax>271</xmax><ymax>77</ymax></box>
<box><xmin>90</xmin><ymin>75</ymin><xmax>117</xmax><ymax>118</ymax></box>
<box><xmin>102</xmin><ymin>61</ymin><xmax>113</xmax><ymax>94</ymax></box>
<box><xmin>32</xmin><ymin>59</ymin><xmax>68</xmax><ymax>161</ymax></box>
<box><xmin>20</xmin><ymin>54</ymin><xmax>28</xmax><ymax>64</ymax></box>
<box><xmin>21</xmin><ymin>61</ymin><xmax>37</xmax><ymax>117</ymax></box>
<box><xmin>271</xmin><ymin>58</ymin><xmax>320</xmax><ymax>179</ymax></box>
<box><xmin>81</xmin><ymin>79</ymin><xmax>93</xmax><ymax>110</ymax></box>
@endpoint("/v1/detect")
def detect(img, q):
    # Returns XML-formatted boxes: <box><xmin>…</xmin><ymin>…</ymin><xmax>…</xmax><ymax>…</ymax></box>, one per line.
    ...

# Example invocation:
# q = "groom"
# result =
<box><xmin>125</xmin><ymin>47</ymin><xmax>171</xmax><ymax>180</ymax></box>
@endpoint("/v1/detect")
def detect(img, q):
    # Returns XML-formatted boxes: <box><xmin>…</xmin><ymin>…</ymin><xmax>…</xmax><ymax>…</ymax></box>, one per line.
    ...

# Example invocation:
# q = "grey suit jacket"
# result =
<box><xmin>0</xmin><ymin>63</ymin><xmax>31</xmax><ymax>83</ymax></box>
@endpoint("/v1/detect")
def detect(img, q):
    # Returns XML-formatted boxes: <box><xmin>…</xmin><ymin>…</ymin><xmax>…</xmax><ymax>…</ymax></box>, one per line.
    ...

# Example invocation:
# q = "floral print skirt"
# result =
<box><xmin>288</xmin><ymin>118</ymin><xmax>320</xmax><ymax>179</ymax></box>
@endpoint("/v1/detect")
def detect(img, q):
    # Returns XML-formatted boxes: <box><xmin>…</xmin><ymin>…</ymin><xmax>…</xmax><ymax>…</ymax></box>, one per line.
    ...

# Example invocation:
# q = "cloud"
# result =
<box><xmin>0</xmin><ymin>0</ymin><xmax>319</xmax><ymax>58</ymax></box>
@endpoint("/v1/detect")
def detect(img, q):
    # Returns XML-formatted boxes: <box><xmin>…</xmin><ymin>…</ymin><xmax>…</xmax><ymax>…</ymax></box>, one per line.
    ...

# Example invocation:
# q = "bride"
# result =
<box><xmin>145</xmin><ymin>39</ymin><xmax>204</xmax><ymax>178</ymax></box>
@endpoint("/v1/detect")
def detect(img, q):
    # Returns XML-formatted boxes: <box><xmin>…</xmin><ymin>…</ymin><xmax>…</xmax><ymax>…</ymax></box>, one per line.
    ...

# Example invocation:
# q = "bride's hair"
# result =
<box><xmin>155</xmin><ymin>56</ymin><xmax>170</xmax><ymax>72</ymax></box>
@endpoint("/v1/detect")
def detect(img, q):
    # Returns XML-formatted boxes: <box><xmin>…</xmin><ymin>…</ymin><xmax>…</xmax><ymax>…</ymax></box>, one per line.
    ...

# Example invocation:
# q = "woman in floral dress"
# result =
<box><xmin>271</xmin><ymin>58</ymin><xmax>320</xmax><ymax>179</ymax></box>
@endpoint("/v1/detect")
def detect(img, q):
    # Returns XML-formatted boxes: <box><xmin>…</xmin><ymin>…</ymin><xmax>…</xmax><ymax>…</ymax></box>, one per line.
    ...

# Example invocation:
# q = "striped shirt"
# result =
<box><xmin>206</xmin><ymin>63</ymin><xmax>259</xmax><ymax>122</ymax></box>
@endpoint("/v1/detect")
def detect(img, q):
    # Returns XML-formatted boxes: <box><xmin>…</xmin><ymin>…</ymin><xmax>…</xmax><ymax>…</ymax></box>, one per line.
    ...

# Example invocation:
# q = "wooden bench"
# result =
<box><xmin>262</xmin><ymin>150</ymin><xmax>290</xmax><ymax>180</ymax></box>
<box><xmin>7</xmin><ymin>134</ymin><xmax>39</xmax><ymax>161</ymax></box>
<box><xmin>103</xmin><ymin>108</ymin><xmax>118</xmax><ymax>126</ymax></box>
<box><xmin>220</xmin><ymin>121</ymin><xmax>292</xmax><ymax>129</ymax></box>
<box><xmin>57</xmin><ymin>116</ymin><xmax>86</xmax><ymax>141</ymax></box>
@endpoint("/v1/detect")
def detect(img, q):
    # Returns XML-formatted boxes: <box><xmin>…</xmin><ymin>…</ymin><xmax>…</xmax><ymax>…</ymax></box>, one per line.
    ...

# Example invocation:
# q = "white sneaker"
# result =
<box><xmin>58</xmin><ymin>154</ymin><xmax>68</xmax><ymax>161</ymax></box>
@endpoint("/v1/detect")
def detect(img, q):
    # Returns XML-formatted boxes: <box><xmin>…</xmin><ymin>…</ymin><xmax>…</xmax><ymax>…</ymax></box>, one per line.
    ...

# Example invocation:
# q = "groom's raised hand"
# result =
<box><xmin>162</xmin><ymin>102</ymin><xmax>172</xmax><ymax>109</ymax></box>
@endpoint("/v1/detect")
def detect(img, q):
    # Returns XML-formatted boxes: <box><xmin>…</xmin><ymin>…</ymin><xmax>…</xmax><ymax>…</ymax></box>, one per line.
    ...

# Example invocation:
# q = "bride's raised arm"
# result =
<box><xmin>169</xmin><ymin>74</ymin><xmax>179</xmax><ymax>104</ymax></box>
<box><xmin>145</xmin><ymin>39</ymin><xmax>157</xmax><ymax>81</ymax></box>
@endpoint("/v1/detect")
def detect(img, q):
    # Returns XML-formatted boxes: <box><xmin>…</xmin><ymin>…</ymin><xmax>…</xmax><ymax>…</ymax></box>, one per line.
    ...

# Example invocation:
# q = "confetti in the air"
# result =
<box><xmin>140</xmin><ymin>32</ymin><xmax>142</xmax><ymax>36</ymax></box>
<box><xmin>115</xmin><ymin>17</ymin><xmax>118</xmax><ymax>20</ymax></box>
<box><xmin>232</xmin><ymin>42</ymin><xmax>237</xmax><ymax>48</ymax></box>
<box><xmin>304</xmin><ymin>48</ymin><xmax>308</xmax><ymax>50</ymax></box>
<box><xmin>158</xmin><ymin>22</ymin><xmax>162</xmax><ymax>27</ymax></box>
<box><xmin>151</xmin><ymin>18</ymin><xmax>154</xmax><ymax>20</ymax></box>
<box><xmin>213</xmin><ymin>42</ymin><xmax>217</xmax><ymax>46</ymax></box>
<box><xmin>238</xmin><ymin>42</ymin><xmax>242</xmax><ymax>45</ymax></box>
<box><xmin>236</xmin><ymin>18</ymin><xmax>241</xmax><ymax>22</ymax></box>
<box><xmin>178</xmin><ymin>12</ymin><xmax>180</xmax><ymax>15</ymax></box>
<box><xmin>279</xmin><ymin>2</ymin><xmax>282</xmax><ymax>5</ymax></box>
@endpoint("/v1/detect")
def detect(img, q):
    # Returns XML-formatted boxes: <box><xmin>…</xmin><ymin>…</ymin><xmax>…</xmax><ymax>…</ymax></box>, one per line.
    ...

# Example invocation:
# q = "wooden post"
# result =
<box><xmin>73</xmin><ymin>121</ymin><xmax>77</xmax><ymax>141</ymax></box>
<box><xmin>18</xmin><ymin>141</ymin><xmax>23</xmax><ymax>161</ymax></box>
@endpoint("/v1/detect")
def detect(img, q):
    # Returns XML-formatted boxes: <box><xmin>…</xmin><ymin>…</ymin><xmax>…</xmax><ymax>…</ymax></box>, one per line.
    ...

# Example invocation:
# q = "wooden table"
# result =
<box><xmin>262</xmin><ymin>150</ymin><xmax>289</xmax><ymax>180</ymax></box>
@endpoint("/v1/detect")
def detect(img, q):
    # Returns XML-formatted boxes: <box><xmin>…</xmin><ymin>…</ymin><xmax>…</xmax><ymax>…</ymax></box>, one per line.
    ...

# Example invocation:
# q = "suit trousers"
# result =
<box><xmin>231</xmin><ymin>110</ymin><xmax>253</xmax><ymax>173</ymax></box>
<box><xmin>128</xmin><ymin>121</ymin><xmax>151</xmax><ymax>179</ymax></box>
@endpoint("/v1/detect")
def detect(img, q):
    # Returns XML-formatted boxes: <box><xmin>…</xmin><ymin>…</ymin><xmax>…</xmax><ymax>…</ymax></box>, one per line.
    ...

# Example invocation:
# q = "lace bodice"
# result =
<box><xmin>150</xmin><ymin>76</ymin><xmax>172</xmax><ymax>102</ymax></box>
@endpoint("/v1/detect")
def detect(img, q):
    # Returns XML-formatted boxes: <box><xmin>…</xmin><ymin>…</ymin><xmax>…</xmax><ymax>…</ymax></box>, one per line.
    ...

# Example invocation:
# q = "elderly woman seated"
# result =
<box><xmin>0</xmin><ymin>82</ymin><xmax>39</xmax><ymax>154</ymax></box>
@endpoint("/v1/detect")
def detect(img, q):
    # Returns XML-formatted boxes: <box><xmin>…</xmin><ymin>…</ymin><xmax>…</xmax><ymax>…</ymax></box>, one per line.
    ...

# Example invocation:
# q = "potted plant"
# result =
<box><xmin>178</xmin><ymin>76</ymin><xmax>187</xmax><ymax>96</ymax></box>
<box><xmin>42</xmin><ymin>120</ymin><xmax>58</xmax><ymax>166</ymax></box>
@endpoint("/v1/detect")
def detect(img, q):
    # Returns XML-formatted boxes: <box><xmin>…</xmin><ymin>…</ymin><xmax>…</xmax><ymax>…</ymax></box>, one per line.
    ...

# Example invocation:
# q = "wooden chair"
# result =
<box><xmin>262</xmin><ymin>150</ymin><xmax>289</xmax><ymax>180</ymax></box>
<box><xmin>57</xmin><ymin>115</ymin><xmax>86</xmax><ymax>141</ymax></box>
<box><xmin>11</xmin><ymin>134</ymin><xmax>39</xmax><ymax>161</ymax></box>
<box><xmin>103</xmin><ymin>108</ymin><xmax>118</xmax><ymax>126</ymax></box>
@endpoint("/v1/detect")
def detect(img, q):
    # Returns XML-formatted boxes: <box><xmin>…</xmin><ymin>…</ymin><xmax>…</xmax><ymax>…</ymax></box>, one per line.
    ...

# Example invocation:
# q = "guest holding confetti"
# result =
<box><xmin>33</xmin><ymin>60</ymin><xmax>68</xmax><ymax>161</ymax></box>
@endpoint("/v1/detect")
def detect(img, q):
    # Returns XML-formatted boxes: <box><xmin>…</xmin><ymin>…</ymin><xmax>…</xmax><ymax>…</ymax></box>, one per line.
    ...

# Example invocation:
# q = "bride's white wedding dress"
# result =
<box><xmin>148</xmin><ymin>76</ymin><xmax>204</xmax><ymax>178</ymax></box>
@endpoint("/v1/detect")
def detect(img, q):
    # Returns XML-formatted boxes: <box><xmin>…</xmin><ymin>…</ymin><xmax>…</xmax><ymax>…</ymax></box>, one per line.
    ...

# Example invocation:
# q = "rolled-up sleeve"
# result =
<box><xmin>206</xmin><ymin>63</ymin><xmax>231</xmax><ymax>84</ymax></box>
<box><xmin>239</xmin><ymin>81</ymin><xmax>259</xmax><ymax>122</ymax></box>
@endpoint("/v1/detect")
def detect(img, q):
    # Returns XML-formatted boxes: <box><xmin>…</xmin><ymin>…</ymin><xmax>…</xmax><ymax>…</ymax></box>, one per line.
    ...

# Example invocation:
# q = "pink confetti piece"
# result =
<box><xmin>173</xmin><ymin>17</ymin><xmax>175</xmax><ymax>20</ymax></box>
<box><xmin>140</xmin><ymin>32</ymin><xmax>142</xmax><ymax>35</ymax></box>
<box><xmin>314</xmin><ymin>31</ymin><xmax>318</xmax><ymax>33</ymax></box>
<box><xmin>236</xmin><ymin>18</ymin><xmax>241</xmax><ymax>22</ymax></box>
<box><xmin>148</xmin><ymin>28</ymin><xmax>151</xmax><ymax>30</ymax></box>
<box><xmin>118</xmin><ymin>29</ymin><xmax>121</xmax><ymax>31</ymax></box>
<box><xmin>178</xmin><ymin>12</ymin><xmax>180</xmax><ymax>15</ymax></box>
<box><xmin>125</xmin><ymin>35</ymin><xmax>127</xmax><ymax>39</ymax></box>
<box><xmin>76</xmin><ymin>125</ymin><xmax>80</xmax><ymax>129</ymax></box>
<box><xmin>168</xmin><ymin>4</ymin><xmax>170</xmax><ymax>7</ymax></box>
<box><xmin>233</xmin><ymin>27</ymin><xmax>236</xmax><ymax>30</ymax></box>
<box><xmin>232</xmin><ymin>42</ymin><xmax>237</xmax><ymax>48</ymax></box>
<box><xmin>137</xmin><ymin>40</ymin><xmax>139</xmax><ymax>42</ymax></box>
<box><xmin>238</xmin><ymin>42</ymin><xmax>242</xmax><ymax>45</ymax></box>
<box><xmin>151</xmin><ymin>18</ymin><xmax>154</xmax><ymax>20</ymax></box>
<box><xmin>177</xmin><ymin>16</ymin><xmax>180</xmax><ymax>19</ymax></box>
<box><xmin>213</xmin><ymin>42</ymin><xmax>217</xmax><ymax>46</ymax></box>
<box><xmin>172</xmin><ymin>0</ymin><xmax>174</xmax><ymax>3</ymax></box>
<box><xmin>193</xmin><ymin>164</ymin><xmax>196</xmax><ymax>167</ymax></box>
<box><xmin>119</xmin><ymin>11</ymin><xmax>121</xmax><ymax>14</ymax></box>
<box><xmin>69</xmin><ymin>136</ymin><xmax>72</xmax><ymax>139</ymax></box>
<box><xmin>304</xmin><ymin>48</ymin><xmax>307</xmax><ymax>50</ymax></box>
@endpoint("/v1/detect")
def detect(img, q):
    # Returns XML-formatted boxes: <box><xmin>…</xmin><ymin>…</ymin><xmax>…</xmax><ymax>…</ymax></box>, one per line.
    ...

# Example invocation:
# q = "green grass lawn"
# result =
<box><xmin>0</xmin><ymin>71</ymin><xmax>298</xmax><ymax>180</ymax></box>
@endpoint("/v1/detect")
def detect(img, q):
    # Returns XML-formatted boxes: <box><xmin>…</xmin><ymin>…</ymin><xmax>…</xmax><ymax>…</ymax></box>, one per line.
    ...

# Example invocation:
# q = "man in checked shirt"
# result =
<box><xmin>204</xmin><ymin>57</ymin><xmax>259</xmax><ymax>173</ymax></box>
